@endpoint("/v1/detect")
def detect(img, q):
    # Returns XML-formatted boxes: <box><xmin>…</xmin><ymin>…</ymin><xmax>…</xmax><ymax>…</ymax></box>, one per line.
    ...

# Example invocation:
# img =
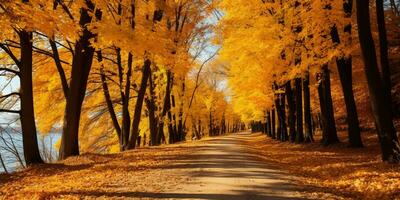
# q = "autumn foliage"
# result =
<box><xmin>0</xmin><ymin>0</ymin><xmax>400</xmax><ymax>199</ymax></box>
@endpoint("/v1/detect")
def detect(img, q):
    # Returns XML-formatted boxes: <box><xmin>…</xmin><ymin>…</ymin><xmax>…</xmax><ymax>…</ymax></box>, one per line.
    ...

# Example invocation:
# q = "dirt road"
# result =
<box><xmin>0</xmin><ymin>132</ymin><xmax>307</xmax><ymax>199</ymax></box>
<box><xmin>154</xmin><ymin>132</ymin><xmax>306</xmax><ymax>200</ymax></box>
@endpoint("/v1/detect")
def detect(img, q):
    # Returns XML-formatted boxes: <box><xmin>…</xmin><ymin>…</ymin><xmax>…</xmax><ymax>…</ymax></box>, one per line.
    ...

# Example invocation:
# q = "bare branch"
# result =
<box><xmin>0</xmin><ymin>68</ymin><xmax>20</xmax><ymax>76</ymax></box>
<box><xmin>0</xmin><ymin>92</ymin><xmax>20</xmax><ymax>100</ymax></box>
<box><xmin>0</xmin><ymin>109</ymin><xmax>20</xmax><ymax>114</ymax></box>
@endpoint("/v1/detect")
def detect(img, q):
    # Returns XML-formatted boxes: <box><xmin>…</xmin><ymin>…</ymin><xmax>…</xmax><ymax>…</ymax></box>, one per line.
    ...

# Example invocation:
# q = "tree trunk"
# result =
<box><xmin>376</xmin><ymin>0</ymin><xmax>398</xmax><ymax>141</ymax></box>
<box><xmin>318</xmin><ymin>66</ymin><xmax>340</xmax><ymax>146</ymax></box>
<box><xmin>329</xmin><ymin>0</ymin><xmax>363</xmax><ymax>147</ymax></box>
<box><xmin>285</xmin><ymin>81</ymin><xmax>296</xmax><ymax>142</ymax></box>
<box><xmin>59</xmin><ymin>3</ymin><xmax>97</xmax><ymax>159</ymax></box>
<box><xmin>49</xmin><ymin>39</ymin><xmax>69</xmax><ymax>99</ymax></box>
<box><xmin>121</xmin><ymin>53</ymin><xmax>133</xmax><ymax>150</ymax></box>
<box><xmin>280</xmin><ymin>92</ymin><xmax>288</xmax><ymax>141</ymax></box>
<box><xmin>337</xmin><ymin>56</ymin><xmax>363</xmax><ymax>147</ymax></box>
<box><xmin>127</xmin><ymin>59</ymin><xmax>151</xmax><ymax>149</ymax></box>
<box><xmin>198</xmin><ymin>119</ymin><xmax>202</xmax><ymax>138</ymax></box>
<box><xmin>19</xmin><ymin>30</ymin><xmax>43</xmax><ymax>165</ymax></box>
<box><xmin>356</xmin><ymin>0</ymin><xmax>400</xmax><ymax>162</ymax></box>
<box><xmin>376</xmin><ymin>0</ymin><xmax>393</xmax><ymax>108</ymax></box>
<box><xmin>168</xmin><ymin>107</ymin><xmax>175</xmax><ymax>143</ymax></box>
<box><xmin>295</xmin><ymin>78</ymin><xmax>304</xmax><ymax>143</ymax></box>
<box><xmin>303</xmin><ymin>73</ymin><xmax>314</xmax><ymax>143</ymax></box>
<box><xmin>177</xmin><ymin>81</ymin><xmax>185</xmax><ymax>141</ymax></box>
<box><xmin>209</xmin><ymin>111</ymin><xmax>213</xmax><ymax>136</ymax></box>
<box><xmin>170</xmin><ymin>95</ymin><xmax>178</xmax><ymax>142</ymax></box>
<box><xmin>271</xmin><ymin>108</ymin><xmax>276</xmax><ymax>139</ymax></box>
<box><xmin>146</xmin><ymin>69</ymin><xmax>158</xmax><ymax>146</ymax></box>
<box><xmin>98</xmin><ymin>52</ymin><xmax>122</xmax><ymax>141</ymax></box>
<box><xmin>275</xmin><ymin>94</ymin><xmax>282</xmax><ymax>141</ymax></box>
<box><xmin>267</xmin><ymin>110</ymin><xmax>272</xmax><ymax>137</ymax></box>
<box><xmin>156</xmin><ymin>71</ymin><xmax>173</xmax><ymax>144</ymax></box>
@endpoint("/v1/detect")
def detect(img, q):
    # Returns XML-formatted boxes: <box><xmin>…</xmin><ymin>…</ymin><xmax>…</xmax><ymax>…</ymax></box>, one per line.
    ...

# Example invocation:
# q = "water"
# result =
<box><xmin>0</xmin><ymin>128</ymin><xmax>60</xmax><ymax>173</ymax></box>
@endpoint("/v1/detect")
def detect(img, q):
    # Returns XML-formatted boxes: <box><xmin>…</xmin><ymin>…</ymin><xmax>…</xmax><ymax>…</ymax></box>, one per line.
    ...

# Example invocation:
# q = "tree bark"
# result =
<box><xmin>168</xmin><ymin>94</ymin><xmax>176</xmax><ymax>143</ymax></box>
<box><xmin>376</xmin><ymin>0</ymin><xmax>393</xmax><ymax>106</ymax></box>
<box><xmin>177</xmin><ymin>81</ymin><xmax>185</xmax><ymax>141</ymax></box>
<box><xmin>127</xmin><ymin>59</ymin><xmax>152</xmax><ymax>149</ymax></box>
<box><xmin>267</xmin><ymin>110</ymin><xmax>272</xmax><ymax>137</ymax></box>
<box><xmin>59</xmin><ymin>2</ymin><xmax>98</xmax><ymax>159</ymax></box>
<box><xmin>209</xmin><ymin>111</ymin><xmax>213</xmax><ymax>136</ymax></box>
<box><xmin>98</xmin><ymin>52</ymin><xmax>122</xmax><ymax>141</ymax></box>
<box><xmin>318</xmin><ymin>66</ymin><xmax>340</xmax><ymax>146</ymax></box>
<box><xmin>279</xmin><ymin>92</ymin><xmax>288</xmax><ymax>141</ymax></box>
<box><xmin>329</xmin><ymin>0</ymin><xmax>363</xmax><ymax>147</ymax></box>
<box><xmin>376</xmin><ymin>0</ymin><xmax>398</xmax><ymax>141</ymax></box>
<box><xmin>121</xmin><ymin>53</ymin><xmax>133</xmax><ymax>150</ymax></box>
<box><xmin>271</xmin><ymin>108</ymin><xmax>276</xmax><ymax>139</ymax></box>
<box><xmin>285</xmin><ymin>81</ymin><xmax>296</xmax><ymax>142</ymax></box>
<box><xmin>156</xmin><ymin>71</ymin><xmax>172</xmax><ymax>144</ymax></box>
<box><xmin>19</xmin><ymin>30</ymin><xmax>43</xmax><ymax>165</ymax></box>
<box><xmin>295</xmin><ymin>78</ymin><xmax>304</xmax><ymax>143</ymax></box>
<box><xmin>356</xmin><ymin>0</ymin><xmax>400</xmax><ymax>162</ymax></box>
<box><xmin>275</xmin><ymin>94</ymin><xmax>282</xmax><ymax>141</ymax></box>
<box><xmin>49</xmin><ymin>39</ymin><xmax>69</xmax><ymax>99</ymax></box>
<box><xmin>146</xmin><ymin>69</ymin><xmax>159</xmax><ymax>146</ymax></box>
<box><xmin>303</xmin><ymin>73</ymin><xmax>314</xmax><ymax>143</ymax></box>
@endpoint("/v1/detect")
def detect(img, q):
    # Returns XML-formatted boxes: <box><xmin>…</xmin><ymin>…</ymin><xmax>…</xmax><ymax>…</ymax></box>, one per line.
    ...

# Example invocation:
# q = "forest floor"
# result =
<box><xmin>0</xmin><ymin>132</ymin><xmax>399</xmax><ymax>200</ymax></box>
<box><xmin>247</xmin><ymin>131</ymin><xmax>400</xmax><ymax>200</ymax></box>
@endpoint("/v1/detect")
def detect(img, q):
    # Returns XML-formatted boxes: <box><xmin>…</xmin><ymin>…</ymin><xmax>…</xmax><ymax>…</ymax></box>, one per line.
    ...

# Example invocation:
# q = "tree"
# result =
<box><xmin>0</xmin><ymin>0</ymin><xmax>44</xmax><ymax>165</ymax></box>
<box><xmin>356</xmin><ymin>0</ymin><xmax>400</xmax><ymax>163</ymax></box>
<box><xmin>59</xmin><ymin>0</ymin><xmax>99</xmax><ymax>159</ymax></box>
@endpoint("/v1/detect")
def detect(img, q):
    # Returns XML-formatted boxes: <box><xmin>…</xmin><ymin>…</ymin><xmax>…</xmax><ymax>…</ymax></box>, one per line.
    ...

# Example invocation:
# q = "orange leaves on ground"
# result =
<box><xmin>244</xmin><ymin>132</ymin><xmax>400</xmax><ymax>200</ymax></box>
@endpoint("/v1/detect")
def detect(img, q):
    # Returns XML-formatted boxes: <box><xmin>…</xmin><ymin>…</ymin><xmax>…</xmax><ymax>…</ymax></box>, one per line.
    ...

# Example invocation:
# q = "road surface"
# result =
<box><xmin>154</xmin><ymin>132</ymin><xmax>306</xmax><ymax>200</ymax></box>
<box><xmin>0</xmin><ymin>132</ymin><xmax>308</xmax><ymax>200</ymax></box>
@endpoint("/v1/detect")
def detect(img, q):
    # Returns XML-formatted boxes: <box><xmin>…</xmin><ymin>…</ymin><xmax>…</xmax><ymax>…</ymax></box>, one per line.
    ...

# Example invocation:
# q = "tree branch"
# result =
<box><xmin>0</xmin><ymin>109</ymin><xmax>20</xmax><ymax>114</ymax></box>
<box><xmin>0</xmin><ymin>68</ymin><xmax>20</xmax><ymax>76</ymax></box>
<box><xmin>0</xmin><ymin>44</ymin><xmax>20</xmax><ymax>67</ymax></box>
<box><xmin>0</xmin><ymin>92</ymin><xmax>20</xmax><ymax>100</ymax></box>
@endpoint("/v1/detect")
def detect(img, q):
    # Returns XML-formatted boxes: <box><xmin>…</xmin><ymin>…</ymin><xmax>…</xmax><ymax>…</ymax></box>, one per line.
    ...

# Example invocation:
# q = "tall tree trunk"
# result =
<box><xmin>318</xmin><ymin>66</ymin><xmax>340</xmax><ymax>146</ymax></box>
<box><xmin>209</xmin><ymin>111</ymin><xmax>213</xmax><ymax>136</ymax></box>
<box><xmin>271</xmin><ymin>108</ymin><xmax>276</xmax><ymax>139</ymax></box>
<box><xmin>337</xmin><ymin>56</ymin><xmax>363</xmax><ymax>147</ymax></box>
<box><xmin>280</xmin><ymin>92</ymin><xmax>288</xmax><ymax>141</ymax></box>
<box><xmin>356</xmin><ymin>0</ymin><xmax>400</xmax><ymax>162</ymax></box>
<box><xmin>19</xmin><ymin>30</ymin><xmax>43</xmax><ymax>165</ymax></box>
<box><xmin>156</xmin><ymin>71</ymin><xmax>172</xmax><ymax>144</ymax></box>
<box><xmin>177</xmin><ymin>81</ymin><xmax>185</xmax><ymax>141</ymax></box>
<box><xmin>146</xmin><ymin>69</ymin><xmax>158</xmax><ymax>146</ymax></box>
<box><xmin>295</xmin><ymin>78</ymin><xmax>304</xmax><ymax>143</ymax></box>
<box><xmin>170</xmin><ymin>95</ymin><xmax>178</xmax><ymax>142</ymax></box>
<box><xmin>330</xmin><ymin>0</ymin><xmax>363</xmax><ymax>147</ymax></box>
<box><xmin>98</xmin><ymin>52</ymin><xmax>122</xmax><ymax>141</ymax></box>
<box><xmin>198</xmin><ymin>119</ymin><xmax>202</xmax><ymax>138</ymax></box>
<box><xmin>377</xmin><ymin>0</ymin><xmax>393</xmax><ymax>104</ymax></box>
<box><xmin>121</xmin><ymin>53</ymin><xmax>133</xmax><ymax>150</ymax></box>
<box><xmin>275</xmin><ymin>94</ymin><xmax>282</xmax><ymax>141</ymax></box>
<box><xmin>267</xmin><ymin>110</ymin><xmax>272</xmax><ymax>137</ymax></box>
<box><xmin>59</xmin><ymin>2</ymin><xmax>97</xmax><ymax>159</ymax></box>
<box><xmin>303</xmin><ymin>73</ymin><xmax>314</xmax><ymax>143</ymax></box>
<box><xmin>376</xmin><ymin>0</ymin><xmax>398</xmax><ymax>141</ymax></box>
<box><xmin>127</xmin><ymin>59</ymin><xmax>151</xmax><ymax>149</ymax></box>
<box><xmin>286</xmin><ymin>81</ymin><xmax>296</xmax><ymax>142</ymax></box>
<box><xmin>168</xmin><ymin>103</ymin><xmax>175</xmax><ymax>143</ymax></box>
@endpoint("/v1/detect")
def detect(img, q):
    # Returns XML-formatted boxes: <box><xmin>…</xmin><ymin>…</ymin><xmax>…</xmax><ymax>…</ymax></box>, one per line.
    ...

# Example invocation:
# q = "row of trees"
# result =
<box><xmin>0</xmin><ymin>0</ymin><xmax>243</xmax><ymax>168</ymax></box>
<box><xmin>218</xmin><ymin>0</ymin><xmax>400</xmax><ymax>163</ymax></box>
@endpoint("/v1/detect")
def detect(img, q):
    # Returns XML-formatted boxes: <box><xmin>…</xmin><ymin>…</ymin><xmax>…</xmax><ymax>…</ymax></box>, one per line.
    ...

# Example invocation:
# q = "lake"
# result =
<box><xmin>0</xmin><ymin>128</ymin><xmax>60</xmax><ymax>173</ymax></box>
